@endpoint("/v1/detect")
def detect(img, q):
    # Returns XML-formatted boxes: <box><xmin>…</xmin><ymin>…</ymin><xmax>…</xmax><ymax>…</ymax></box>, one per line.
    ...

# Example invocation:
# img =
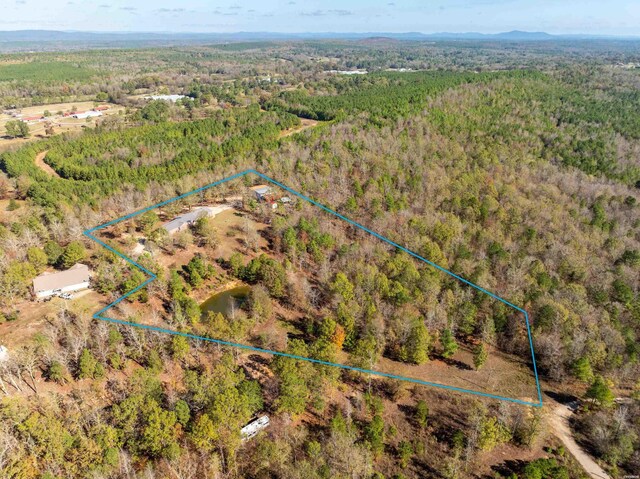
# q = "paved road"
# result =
<box><xmin>549</xmin><ymin>402</ymin><xmax>611</xmax><ymax>479</ymax></box>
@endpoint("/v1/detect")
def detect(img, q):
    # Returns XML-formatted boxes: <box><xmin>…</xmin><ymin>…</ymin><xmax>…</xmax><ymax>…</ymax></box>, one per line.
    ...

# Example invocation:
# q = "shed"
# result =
<box><xmin>250</xmin><ymin>185</ymin><xmax>272</xmax><ymax>201</ymax></box>
<box><xmin>32</xmin><ymin>263</ymin><xmax>91</xmax><ymax>299</ymax></box>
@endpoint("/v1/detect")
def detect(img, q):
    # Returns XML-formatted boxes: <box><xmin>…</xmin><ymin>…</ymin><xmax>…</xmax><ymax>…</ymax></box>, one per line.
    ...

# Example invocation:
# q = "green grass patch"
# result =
<box><xmin>0</xmin><ymin>61</ymin><xmax>99</xmax><ymax>82</ymax></box>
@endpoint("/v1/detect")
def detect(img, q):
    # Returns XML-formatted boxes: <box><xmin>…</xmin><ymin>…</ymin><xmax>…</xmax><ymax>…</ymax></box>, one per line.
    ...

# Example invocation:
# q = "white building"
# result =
<box><xmin>32</xmin><ymin>263</ymin><xmax>91</xmax><ymax>299</ymax></box>
<box><xmin>72</xmin><ymin>111</ymin><xmax>103</xmax><ymax>119</ymax></box>
<box><xmin>327</xmin><ymin>69</ymin><xmax>368</xmax><ymax>75</ymax></box>
<box><xmin>145</xmin><ymin>95</ymin><xmax>186</xmax><ymax>102</ymax></box>
<box><xmin>241</xmin><ymin>415</ymin><xmax>270</xmax><ymax>440</ymax></box>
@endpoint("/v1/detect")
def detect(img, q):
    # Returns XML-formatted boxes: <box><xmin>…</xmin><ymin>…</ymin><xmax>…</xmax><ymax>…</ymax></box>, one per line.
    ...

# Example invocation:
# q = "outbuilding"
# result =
<box><xmin>32</xmin><ymin>263</ymin><xmax>91</xmax><ymax>299</ymax></box>
<box><xmin>250</xmin><ymin>185</ymin><xmax>273</xmax><ymax>202</ymax></box>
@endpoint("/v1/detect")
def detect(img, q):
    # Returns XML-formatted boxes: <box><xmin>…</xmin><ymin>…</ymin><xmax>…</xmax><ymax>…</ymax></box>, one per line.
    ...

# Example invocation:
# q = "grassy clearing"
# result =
<box><xmin>0</xmin><ymin>61</ymin><xmax>99</xmax><ymax>82</ymax></box>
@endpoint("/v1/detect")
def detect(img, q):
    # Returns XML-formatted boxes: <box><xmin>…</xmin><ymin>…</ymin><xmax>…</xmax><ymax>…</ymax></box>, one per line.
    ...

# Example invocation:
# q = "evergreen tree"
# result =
<box><xmin>365</xmin><ymin>414</ymin><xmax>385</xmax><ymax>457</ymax></box>
<box><xmin>571</xmin><ymin>356</ymin><xmax>594</xmax><ymax>382</ymax></box>
<box><xmin>404</xmin><ymin>318</ymin><xmax>430</xmax><ymax>364</ymax></box>
<box><xmin>58</xmin><ymin>241</ymin><xmax>86</xmax><ymax>269</ymax></box>
<box><xmin>473</xmin><ymin>343</ymin><xmax>488</xmax><ymax>370</ymax></box>
<box><xmin>586</xmin><ymin>375</ymin><xmax>615</xmax><ymax>407</ymax></box>
<box><xmin>440</xmin><ymin>328</ymin><xmax>458</xmax><ymax>358</ymax></box>
<box><xmin>415</xmin><ymin>400</ymin><xmax>429</xmax><ymax>428</ymax></box>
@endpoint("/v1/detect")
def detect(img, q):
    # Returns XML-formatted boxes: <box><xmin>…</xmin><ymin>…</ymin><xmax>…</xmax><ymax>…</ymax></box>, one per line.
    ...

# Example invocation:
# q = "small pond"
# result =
<box><xmin>200</xmin><ymin>284</ymin><xmax>251</xmax><ymax>316</ymax></box>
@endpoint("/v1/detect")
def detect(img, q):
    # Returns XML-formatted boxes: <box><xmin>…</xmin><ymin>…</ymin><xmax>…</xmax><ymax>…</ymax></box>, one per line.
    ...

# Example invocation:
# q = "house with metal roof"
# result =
<box><xmin>32</xmin><ymin>263</ymin><xmax>91</xmax><ymax>299</ymax></box>
<box><xmin>162</xmin><ymin>206</ymin><xmax>227</xmax><ymax>235</ymax></box>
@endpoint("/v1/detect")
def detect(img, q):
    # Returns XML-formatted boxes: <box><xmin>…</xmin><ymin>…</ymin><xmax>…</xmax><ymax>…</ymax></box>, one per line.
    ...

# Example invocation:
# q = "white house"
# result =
<box><xmin>241</xmin><ymin>415</ymin><xmax>270</xmax><ymax>440</ymax></box>
<box><xmin>32</xmin><ymin>263</ymin><xmax>91</xmax><ymax>299</ymax></box>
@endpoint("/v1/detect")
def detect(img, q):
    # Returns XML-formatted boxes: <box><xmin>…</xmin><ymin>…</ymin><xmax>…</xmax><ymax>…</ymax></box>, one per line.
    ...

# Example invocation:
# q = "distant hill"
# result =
<box><xmin>496</xmin><ymin>30</ymin><xmax>554</xmax><ymax>40</ymax></box>
<box><xmin>0</xmin><ymin>29</ymin><xmax>637</xmax><ymax>52</ymax></box>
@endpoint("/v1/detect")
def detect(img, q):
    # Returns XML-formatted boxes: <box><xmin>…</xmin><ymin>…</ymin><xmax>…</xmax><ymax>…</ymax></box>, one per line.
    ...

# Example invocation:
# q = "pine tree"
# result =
<box><xmin>415</xmin><ymin>400</ymin><xmax>429</xmax><ymax>428</ymax></box>
<box><xmin>473</xmin><ymin>343</ymin><xmax>488</xmax><ymax>370</ymax></box>
<box><xmin>405</xmin><ymin>319</ymin><xmax>430</xmax><ymax>364</ymax></box>
<box><xmin>58</xmin><ymin>241</ymin><xmax>86</xmax><ymax>269</ymax></box>
<box><xmin>365</xmin><ymin>414</ymin><xmax>385</xmax><ymax>457</ymax></box>
<box><xmin>571</xmin><ymin>357</ymin><xmax>594</xmax><ymax>382</ymax></box>
<box><xmin>586</xmin><ymin>375</ymin><xmax>615</xmax><ymax>407</ymax></box>
<box><xmin>440</xmin><ymin>328</ymin><xmax>458</xmax><ymax>358</ymax></box>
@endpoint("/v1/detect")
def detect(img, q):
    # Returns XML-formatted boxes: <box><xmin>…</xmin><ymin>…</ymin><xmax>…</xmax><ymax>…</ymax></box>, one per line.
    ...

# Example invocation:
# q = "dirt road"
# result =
<box><xmin>549</xmin><ymin>402</ymin><xmax>610</xmax><ymax>479</ymax></box>
<box><xmin>279</xmin><ymin>118</ymin><xmax>319</xmax><ymax>138</ymax></box>
<box><xmin>34</xmin><ymin>150</ymin><xmax>60</xmax><ymax>178</ymax></box>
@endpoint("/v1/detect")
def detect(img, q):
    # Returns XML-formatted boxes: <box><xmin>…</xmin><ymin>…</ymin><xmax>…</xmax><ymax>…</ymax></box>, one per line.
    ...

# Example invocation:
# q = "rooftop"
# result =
<box><xmin>162</xmin><ymin>205</ymin><xmax>229</xmax><ymax>232</ymax></box>
<box><xmin>32</xmin><ymin>263</ymin><xmax>90</xmax><ymax>293</ymax></box>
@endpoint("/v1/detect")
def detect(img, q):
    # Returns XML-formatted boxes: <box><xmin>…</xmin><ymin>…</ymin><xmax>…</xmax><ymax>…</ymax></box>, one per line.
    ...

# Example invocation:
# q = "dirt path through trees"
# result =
<box><xmin>34</xmin><ymin>150</ymin><xmax>60</xmax><ymax>178</ymax></box>
<box><xmin>279</xmin><ymin>118</ymin><xmax>319</xmax><ymax>138</ymax></box>
<box><xmin>549</xmin><ymin>402</ymin><xmax>611</xmax><ymax>479</ymax></box>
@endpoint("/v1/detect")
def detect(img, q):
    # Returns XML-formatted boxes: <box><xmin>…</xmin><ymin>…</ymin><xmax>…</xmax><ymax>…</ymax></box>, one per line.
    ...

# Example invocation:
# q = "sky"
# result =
<box><xmin>4</xmin><ymin>0</ymin><xmax>640</xmax><ymax>35</ymax></box>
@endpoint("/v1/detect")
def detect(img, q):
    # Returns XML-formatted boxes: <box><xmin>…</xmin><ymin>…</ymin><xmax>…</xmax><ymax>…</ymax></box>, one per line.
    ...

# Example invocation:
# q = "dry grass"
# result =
<box><xmin>0</xmin><ymin>101</ymin><xmax>125</xmax><ymax>151</ymax></box>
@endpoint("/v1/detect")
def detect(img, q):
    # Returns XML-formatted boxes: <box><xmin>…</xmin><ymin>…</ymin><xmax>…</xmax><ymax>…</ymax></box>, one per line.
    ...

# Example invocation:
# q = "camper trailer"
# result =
<box><xmin>241</xmin><ymin>415</ymin><xmax>270</xmax><ymax>441</ymax></box>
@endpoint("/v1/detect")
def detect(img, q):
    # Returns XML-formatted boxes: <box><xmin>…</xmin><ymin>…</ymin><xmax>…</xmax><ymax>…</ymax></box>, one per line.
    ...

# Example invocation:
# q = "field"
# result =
<box><xmin>0</xmin><ymin>61</ymin><xmax>99</xmax><ymax>82</ymax></box>
<box><xmin>0</xmin><ymin>101</ymin><xmax>125</xmax><ymax>151</ymax></box>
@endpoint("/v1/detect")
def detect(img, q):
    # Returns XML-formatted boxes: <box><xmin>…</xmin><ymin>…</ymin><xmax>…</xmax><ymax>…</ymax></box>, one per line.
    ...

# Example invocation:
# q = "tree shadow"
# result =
<box><xmin>488</xmin><ymin>459</ymin><xmax>528</xmax><ymax>478</ymax></box>
<box><xmin>544</xmin><ymin>389</ymin><xmax>578</xmax><ymax>404</ymax></box>
<box><xmin>434</xmin><ymin>355</ymin><xmax>472</xmax><ymax>371</ymax></box>
<box><xmin>248</xmin><ymin>353</ymin><xmax>270</xmax><ymax>366</ymax></box>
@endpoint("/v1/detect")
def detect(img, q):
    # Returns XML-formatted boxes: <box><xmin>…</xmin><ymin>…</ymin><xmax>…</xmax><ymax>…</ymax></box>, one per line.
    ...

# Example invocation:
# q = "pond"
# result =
<box><xmin>200</xmin><ymin>284</ymin><xmax>251</xmax><ymax>316</ymax></box>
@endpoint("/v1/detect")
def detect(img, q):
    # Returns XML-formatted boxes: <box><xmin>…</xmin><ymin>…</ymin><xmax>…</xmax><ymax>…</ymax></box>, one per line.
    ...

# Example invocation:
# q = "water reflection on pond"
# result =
<box><xmin>200</xmin><ymin>285</ymin><xmax>250</xmax><ymax>316</ymax></box>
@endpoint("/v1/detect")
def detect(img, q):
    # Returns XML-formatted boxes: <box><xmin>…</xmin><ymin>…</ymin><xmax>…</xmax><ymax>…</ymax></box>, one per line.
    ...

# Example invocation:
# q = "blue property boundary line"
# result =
<box><xmin>84</xmin><ymin>169</ymin><xmax>543</xmax><ymax>408</ymax></box>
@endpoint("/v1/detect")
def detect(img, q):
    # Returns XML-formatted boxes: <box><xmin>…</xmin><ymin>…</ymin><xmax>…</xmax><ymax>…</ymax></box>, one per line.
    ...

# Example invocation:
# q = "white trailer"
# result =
<box><xmin>0</xmin><ymin>345</ymin><xmax>8</xmax><ymax>362</ymax></box>
<box><xmin>241</xmin><ymin>415</ymin><xmax>270</xmax><ymax>440</ymax></box>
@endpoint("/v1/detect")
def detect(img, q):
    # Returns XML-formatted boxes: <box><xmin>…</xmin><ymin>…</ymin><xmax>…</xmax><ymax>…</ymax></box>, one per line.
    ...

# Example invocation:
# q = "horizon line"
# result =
<box><xmin>0</xmin><ymin>29</ymin><xmax>639</xmax><ymax>39</ymax></box>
